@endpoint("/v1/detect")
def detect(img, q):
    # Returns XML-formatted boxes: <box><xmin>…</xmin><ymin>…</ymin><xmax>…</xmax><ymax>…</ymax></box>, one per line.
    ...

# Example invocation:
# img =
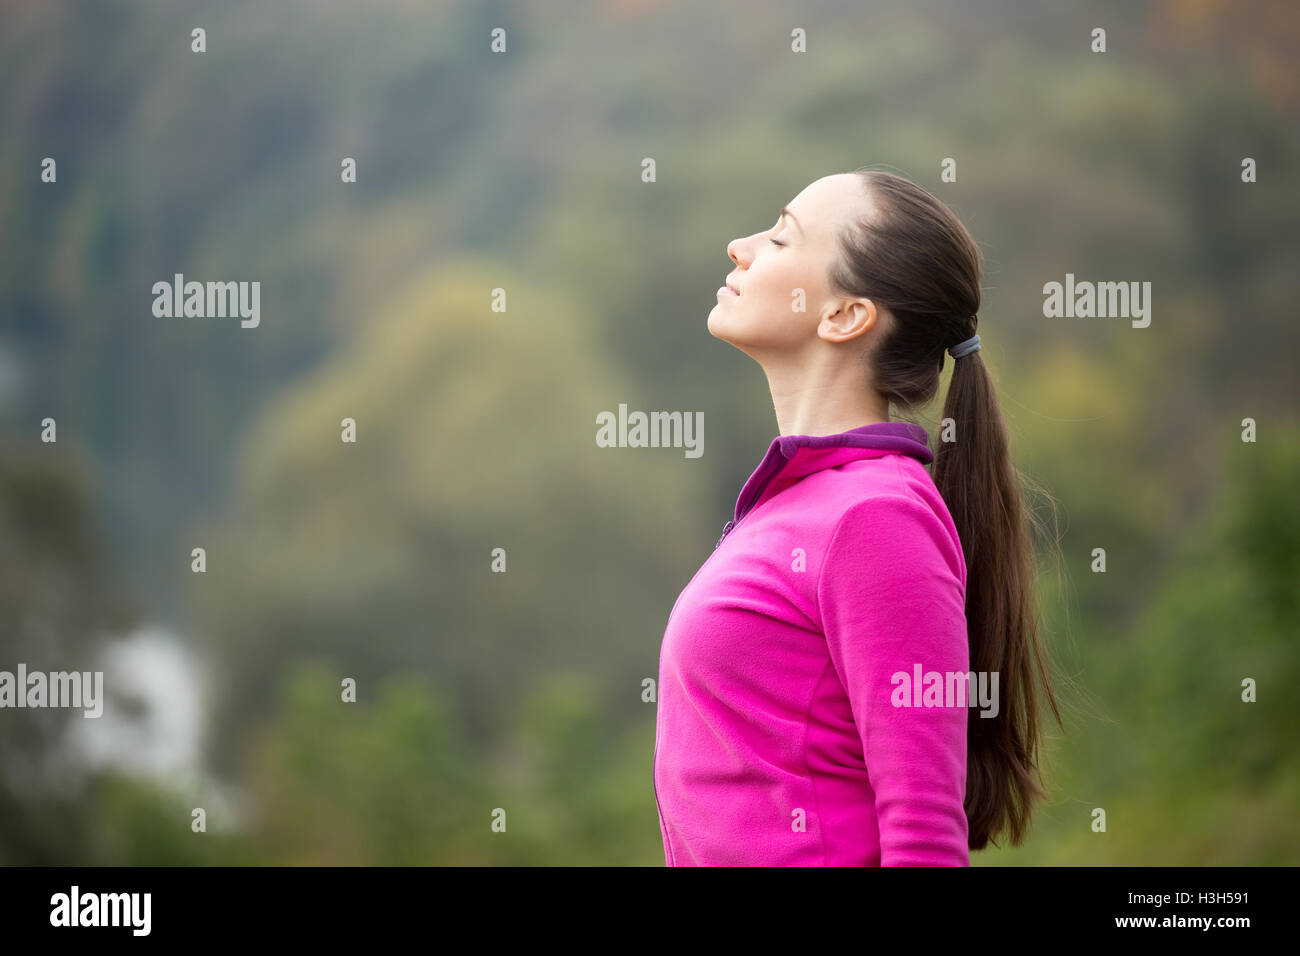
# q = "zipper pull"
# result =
<box><xmin>715</xmin><ymin>519</ymin><xmax>735</xmax><ymax>548</ymax></box>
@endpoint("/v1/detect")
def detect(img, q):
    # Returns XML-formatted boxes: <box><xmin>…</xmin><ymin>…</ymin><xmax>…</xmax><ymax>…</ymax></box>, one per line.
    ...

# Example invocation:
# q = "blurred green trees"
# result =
<box><xmin>0</xmin><ymin>443</ymin><xmax>140</xmax><ymax>864</ymax></box>
<box><xmin>982</xmin><ymin>423</ymin><xmax>1300</xmax><ymax>865</ymax></box>
<box><xmin>184</xmin><ymin>259</ymin><xmax>704</xmax><ymax>866</ymax></box>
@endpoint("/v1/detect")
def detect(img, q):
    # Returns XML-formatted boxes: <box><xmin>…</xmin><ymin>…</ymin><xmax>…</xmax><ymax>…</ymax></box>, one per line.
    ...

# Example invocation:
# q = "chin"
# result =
<box><xmin>707</xmin><ymin>304</ymin><xmax>742</xmax><ymax>342</ymax></box>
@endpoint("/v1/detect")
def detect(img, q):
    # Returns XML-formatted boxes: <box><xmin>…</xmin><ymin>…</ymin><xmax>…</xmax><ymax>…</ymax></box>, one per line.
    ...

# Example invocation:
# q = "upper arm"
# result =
<box><xmin>816</xmin><ymin>495</ymin><xmax>971</xmax><ymax>866</ymax></box>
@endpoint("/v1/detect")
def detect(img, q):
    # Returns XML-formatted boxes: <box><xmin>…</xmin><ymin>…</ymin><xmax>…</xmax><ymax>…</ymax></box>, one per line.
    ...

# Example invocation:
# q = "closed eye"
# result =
<box><xmin>769</xmin><ymin>238</ymin><xmax>786</xmax><ymax>247</ymax></box>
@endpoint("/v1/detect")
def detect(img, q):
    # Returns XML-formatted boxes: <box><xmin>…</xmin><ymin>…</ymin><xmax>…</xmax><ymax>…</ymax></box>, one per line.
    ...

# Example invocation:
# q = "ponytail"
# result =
<box><xmin>933</xmin><ymin>346</ymin><xmax>1062</xmax><ymax>849</ymax></box>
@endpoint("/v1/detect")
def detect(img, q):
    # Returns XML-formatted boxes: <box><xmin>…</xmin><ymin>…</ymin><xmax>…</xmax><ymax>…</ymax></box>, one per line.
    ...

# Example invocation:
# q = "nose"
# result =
<box><xmin>726</xmin><ymin>238</ymin><xmax>747</xmax><ymax>269</ymax></box>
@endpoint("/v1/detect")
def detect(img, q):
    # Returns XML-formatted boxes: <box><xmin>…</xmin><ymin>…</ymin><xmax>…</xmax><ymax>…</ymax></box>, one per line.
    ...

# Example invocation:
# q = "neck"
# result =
<box><xmin>758</xmin><ymin>343</ymin><xmax>890</xmax><ymax>437</ymax></box>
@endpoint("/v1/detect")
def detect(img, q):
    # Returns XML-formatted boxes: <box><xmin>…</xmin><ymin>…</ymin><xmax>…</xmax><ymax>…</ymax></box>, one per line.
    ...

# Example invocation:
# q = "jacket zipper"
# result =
<box><xmin>716</xmin><ymin>441</ymin><xmax>788</xmax><ymax>548</ymax></box>
<box><xmin>654</xmin><ymin>515</ymin><xmax>737</xmax><ymax>864</ymax></box>
<box><xmin>652</xmin><ymin>715</ymin><xmax>672</xmax><ymax>864</ymax></box>
<box><xmin>656</xmin><ymin>459</ymin><xmax>781</xmax><ymax>862</ymax></box>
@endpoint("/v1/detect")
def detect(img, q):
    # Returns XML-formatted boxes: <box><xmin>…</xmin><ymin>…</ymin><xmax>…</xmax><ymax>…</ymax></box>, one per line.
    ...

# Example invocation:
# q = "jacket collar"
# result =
<box><xmin>732</xmin><ymin>421</ymin><xmax>932</xmax><ymax>526</ymax></box>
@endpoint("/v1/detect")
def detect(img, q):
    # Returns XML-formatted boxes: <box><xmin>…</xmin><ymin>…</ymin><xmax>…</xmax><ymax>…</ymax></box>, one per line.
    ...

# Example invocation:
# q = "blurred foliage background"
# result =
<box><xmin>1</xmin><ymin>0</ymin><xmax>1297</xmax><ymax>864</ymax></box>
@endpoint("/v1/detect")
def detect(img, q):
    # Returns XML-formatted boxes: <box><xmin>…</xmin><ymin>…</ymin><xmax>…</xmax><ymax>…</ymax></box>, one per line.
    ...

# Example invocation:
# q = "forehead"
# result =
<box><xmin>786</xmin><ymin>174</ymin><xmax>867</xmax><ymax>236</ymax></box>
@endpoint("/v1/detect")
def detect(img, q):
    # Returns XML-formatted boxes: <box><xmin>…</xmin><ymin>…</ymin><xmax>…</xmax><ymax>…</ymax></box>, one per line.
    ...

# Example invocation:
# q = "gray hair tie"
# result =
<box><xmin>948</xmin><ymin>333</ymin><xmax>981</xmax><ymax>359</ymax></box>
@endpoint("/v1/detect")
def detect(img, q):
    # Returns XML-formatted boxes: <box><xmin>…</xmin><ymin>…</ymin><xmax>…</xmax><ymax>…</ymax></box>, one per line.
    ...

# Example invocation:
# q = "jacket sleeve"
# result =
<box><xmin>816</xmin><ymin>494</ymin><xmax>971</xmax><ymax>866</ymax></box>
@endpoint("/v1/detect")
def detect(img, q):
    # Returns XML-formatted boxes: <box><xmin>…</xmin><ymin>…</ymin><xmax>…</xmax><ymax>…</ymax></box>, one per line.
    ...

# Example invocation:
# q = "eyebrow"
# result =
<box><xmin>779</xmin><ymin>207</ymin><xmax>804</xmax><ymax>235</ymax></box>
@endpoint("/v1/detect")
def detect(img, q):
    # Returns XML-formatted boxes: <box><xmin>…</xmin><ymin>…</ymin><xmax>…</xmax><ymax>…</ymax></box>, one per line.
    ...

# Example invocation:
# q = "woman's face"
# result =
<box><xmin>708</xmin><ymin>173</ymin><xmax>879</xmax><ymax>356</ymax></box>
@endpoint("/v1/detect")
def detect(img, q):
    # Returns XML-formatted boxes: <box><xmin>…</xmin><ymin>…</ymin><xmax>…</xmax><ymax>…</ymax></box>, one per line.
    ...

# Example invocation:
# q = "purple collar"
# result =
<box><xmin>725</xmin><ymin>422</ymin><xmax>932</xmax><ymax>538</ymax></box>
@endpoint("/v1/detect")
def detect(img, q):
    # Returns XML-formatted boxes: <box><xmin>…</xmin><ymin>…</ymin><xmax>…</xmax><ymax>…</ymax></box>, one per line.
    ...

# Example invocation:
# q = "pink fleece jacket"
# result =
<box><xmin>654</xmin><ymin>421</ymin><xmax>971</xmax><ymax>866</ymax></box>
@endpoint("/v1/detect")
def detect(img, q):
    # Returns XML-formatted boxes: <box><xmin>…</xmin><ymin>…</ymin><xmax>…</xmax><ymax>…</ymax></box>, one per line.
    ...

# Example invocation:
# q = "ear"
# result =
<box><xmin>818</xmin><ymin>297</ymin><xmax>880</xmax><ymax>344</ymax></box>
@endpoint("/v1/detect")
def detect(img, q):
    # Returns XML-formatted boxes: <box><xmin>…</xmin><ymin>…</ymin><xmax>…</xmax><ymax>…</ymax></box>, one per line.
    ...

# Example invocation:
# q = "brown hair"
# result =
<box><xmin>831</xmin><ymin>167</ymin><xmax>1064</xmax><ymax>850</ymax></box>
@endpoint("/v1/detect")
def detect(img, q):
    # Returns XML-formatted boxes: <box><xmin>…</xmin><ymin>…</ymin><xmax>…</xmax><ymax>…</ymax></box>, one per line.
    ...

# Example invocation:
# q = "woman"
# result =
<box><xmin>654</xmin><ymin>169</ymin><xmax>1062</xmax><ymax>866</ymax></box>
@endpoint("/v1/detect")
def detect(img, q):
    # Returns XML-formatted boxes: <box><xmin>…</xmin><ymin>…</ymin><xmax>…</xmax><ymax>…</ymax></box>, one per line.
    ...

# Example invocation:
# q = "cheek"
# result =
<box><xmin>754</xmin><ymin>259</ymin><xmax>808</xmax><ymax>311</ymax></box>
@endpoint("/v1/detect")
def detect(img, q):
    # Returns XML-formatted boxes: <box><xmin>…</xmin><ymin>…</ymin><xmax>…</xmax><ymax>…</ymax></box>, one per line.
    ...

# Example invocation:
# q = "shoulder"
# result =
<box><xmin>822</xmin><ymin>455</ymin><xmax>951</xmax><ymax>533</ymax></box>
<box><xmin>824</xmin><ymin>492</ymin><xmax>950</xmax><ymax>557</ymax></box>
<box><xmin>817</xmin><ymin>471</ymin><xmax>966</xmax><ymax>592</ymax></box>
